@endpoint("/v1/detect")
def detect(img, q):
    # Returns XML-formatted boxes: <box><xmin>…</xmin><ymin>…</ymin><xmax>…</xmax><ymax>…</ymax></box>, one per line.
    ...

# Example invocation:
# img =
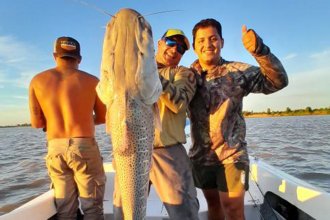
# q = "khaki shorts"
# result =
<box><xmin>46</xmin><ymin>138</ymin><xmax>106</xmax><ymax>220</ymax></box>
<box><xmin>192</xmin><ymin>162</ymin><xmax>249</xmax><ymax>192</ymax></box>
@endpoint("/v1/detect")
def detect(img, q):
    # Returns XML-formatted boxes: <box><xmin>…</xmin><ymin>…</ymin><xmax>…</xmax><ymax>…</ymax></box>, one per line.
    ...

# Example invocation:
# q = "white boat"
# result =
<box><xmin>1</xmin><ymin>137</ymin><xmax>330</xmax><ymax>220</ymax></box>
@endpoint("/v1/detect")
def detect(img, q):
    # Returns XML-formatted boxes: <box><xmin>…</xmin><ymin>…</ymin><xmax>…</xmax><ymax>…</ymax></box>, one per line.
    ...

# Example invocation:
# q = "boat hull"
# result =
<box><xmin>2</xmin><ymin>157</ymin><xmax>330</xmax><ymax>220</ymax></box>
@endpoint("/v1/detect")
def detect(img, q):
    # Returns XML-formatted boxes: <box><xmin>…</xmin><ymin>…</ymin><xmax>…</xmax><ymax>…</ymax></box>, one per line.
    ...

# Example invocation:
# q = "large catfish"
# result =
<box><xmin>96</xmin><ymin>8</ymin><xmax>162</xmax><ymax>220</ymax></box>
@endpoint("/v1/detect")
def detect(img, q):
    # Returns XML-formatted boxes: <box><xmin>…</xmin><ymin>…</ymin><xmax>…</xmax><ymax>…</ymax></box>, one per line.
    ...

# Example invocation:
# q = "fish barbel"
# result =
<box><xmin>96</xmin><ymin>8</ymin><xmax>162</xmax><ymax>220</ymax></box>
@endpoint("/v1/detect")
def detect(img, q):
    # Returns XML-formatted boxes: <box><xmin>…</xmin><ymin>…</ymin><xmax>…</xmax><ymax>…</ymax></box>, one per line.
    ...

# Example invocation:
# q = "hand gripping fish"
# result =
<box><xmin>96</xmin><ymin>8</ymin><xmax>162</xmax><ymax>220</ymax></box>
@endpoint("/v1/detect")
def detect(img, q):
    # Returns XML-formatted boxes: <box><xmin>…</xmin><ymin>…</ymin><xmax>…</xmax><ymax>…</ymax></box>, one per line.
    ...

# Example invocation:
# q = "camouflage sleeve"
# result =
<box><xmin>159</xmin><ymin>66</ymin><xmax>196</xmax><ymax>114</ymax></box>
<box><xmin>241</xmin><ymin>51</ymin><xmax>288</xmax><ymax>95</ymax></box>
<box><xmin>255</xmin><ymin>51</ymin><xmax>288</xmax><ymax>92</ymax></box>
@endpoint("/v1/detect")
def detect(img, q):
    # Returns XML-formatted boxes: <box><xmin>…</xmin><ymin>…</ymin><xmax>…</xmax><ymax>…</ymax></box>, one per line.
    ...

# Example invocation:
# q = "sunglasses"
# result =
<box><xmin>163</xmin><ymin>37</ymin><xmax>186</xmax><ymax>55</ymax></box>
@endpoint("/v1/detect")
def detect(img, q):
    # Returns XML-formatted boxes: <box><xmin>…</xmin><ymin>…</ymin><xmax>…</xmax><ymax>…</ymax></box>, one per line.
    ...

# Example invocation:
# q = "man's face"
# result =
<box><xmin>194</xmin><ymin>26</ymin><xmax>223</xmax><ymax>67</ymax></box>
<box><xmin>156</xmin><ymin>36</ymin><xmax>186</xmax><ymax>67</ymax></box>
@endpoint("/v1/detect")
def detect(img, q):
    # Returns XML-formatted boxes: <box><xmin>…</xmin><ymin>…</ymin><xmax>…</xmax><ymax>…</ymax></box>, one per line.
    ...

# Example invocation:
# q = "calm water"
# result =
<box><xmin>0</xmin><ymin>115</ymin><xmax>329</xmax><ymax>215</ymax></box>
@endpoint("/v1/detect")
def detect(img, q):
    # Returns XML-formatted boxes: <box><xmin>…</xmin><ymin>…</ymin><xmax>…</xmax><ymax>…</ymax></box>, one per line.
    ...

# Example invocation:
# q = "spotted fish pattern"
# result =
<box><xmin>96</xmin><ymin>8</ymin><xmax>162</xmax><ymax>220</ymax></box>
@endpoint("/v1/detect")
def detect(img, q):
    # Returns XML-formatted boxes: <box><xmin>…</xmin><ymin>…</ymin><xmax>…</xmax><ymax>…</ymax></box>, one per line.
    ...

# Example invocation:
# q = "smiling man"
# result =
<box><xmin>152</xmin><ymin>29</ymin><xmax>199</xmax><ymax>219</ymax></box>
<box><xmin>113</xmin><ymin>29</ymin><xmax>199</xmax><ymax>220</ymax></box>
<box><xmin>188</xmin><ymin>19</ymin><xmax>288</xmax><ymax>220</ymax></box>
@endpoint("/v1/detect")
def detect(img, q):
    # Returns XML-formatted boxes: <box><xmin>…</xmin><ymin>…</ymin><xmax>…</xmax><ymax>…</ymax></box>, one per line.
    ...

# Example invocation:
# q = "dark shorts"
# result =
<box><xmin>192</xmin><ymin>162</ymin><xmax>249</xmax><ymax>192</ymax></box>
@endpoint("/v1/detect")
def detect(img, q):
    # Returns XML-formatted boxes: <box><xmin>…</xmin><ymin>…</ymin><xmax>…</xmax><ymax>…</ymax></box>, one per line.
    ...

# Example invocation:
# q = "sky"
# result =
<box><xmin>0</xmin><ymin>0</ymin><xmax>329</xmax><ymax>126</ymax></box>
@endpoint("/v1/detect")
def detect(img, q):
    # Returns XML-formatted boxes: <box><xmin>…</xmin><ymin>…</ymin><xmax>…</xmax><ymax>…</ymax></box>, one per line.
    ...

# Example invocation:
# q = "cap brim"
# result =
<box><xmin>57</xmin><ymin>53</ymin><xmax>81</xmax><ymax>60</ymax></box>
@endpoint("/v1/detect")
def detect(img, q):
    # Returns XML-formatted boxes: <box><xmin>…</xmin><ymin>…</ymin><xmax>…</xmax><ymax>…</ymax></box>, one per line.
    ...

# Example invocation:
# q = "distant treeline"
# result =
<box><xmin>1</xmin><ymin>107</ymin><xmax>329</xmax><ymax>127</ymax></box>
<box><xmin>243</xmin><ymin>106</ymin><xmax>330</xmax><ymax>118</ymax></box>
<box><xmin>0</xmin><ymin>123</ymin><xmax>31</xmax><ymax>128</ymax></box>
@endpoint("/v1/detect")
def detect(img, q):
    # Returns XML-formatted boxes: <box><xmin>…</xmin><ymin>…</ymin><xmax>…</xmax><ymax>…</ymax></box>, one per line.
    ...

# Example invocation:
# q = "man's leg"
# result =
<box><xmin>150</xmin><ymin>145</ymin><xmax>199</xmax><ymax>220</ymax></box>
<box><xmin>219</xmin><ymin>190</ymin><xmax>245</xmax><ymax>220</ymax></box>
<box><xmin>46</xmin><ymin>140</ymin><xmax>78</xmax><ymax>220</ymax></box>
<box><xmin>69</xmin><ymin>138</ymin><xmax>106</xmax><ymax>220</ymax></box>
<box><xmin>218</xmin><ymin>162</ymin><xmax>249</xmax><ymax>220</ymax></box>
<box><xmin>202</xmin><ymin>189</ymin><xmax>225</xmax><ymax>220</ymax></box>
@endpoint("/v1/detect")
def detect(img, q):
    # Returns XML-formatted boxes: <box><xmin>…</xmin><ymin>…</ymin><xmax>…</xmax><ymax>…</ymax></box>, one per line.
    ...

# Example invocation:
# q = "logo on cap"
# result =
<box><xmin>60</xmin><ymin>41</ymin><xmax>77</xmax><ymax>51</ymax></box>
<box><xmin>54</xmin><ymin>36</ymin><xmax>81</xmax><ymax>59</ymax></box>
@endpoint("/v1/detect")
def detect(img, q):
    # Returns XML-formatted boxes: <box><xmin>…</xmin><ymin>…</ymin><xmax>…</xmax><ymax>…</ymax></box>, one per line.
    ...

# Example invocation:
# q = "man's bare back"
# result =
<box><xmin>29</xmin><ymin>58</ymin><xmax>106</xmax><ymax>140</ymax></box>
<box><xmin>29</xmin><ymin>36</ymin><xmax>107</xmax><ymax>219</ymax></box>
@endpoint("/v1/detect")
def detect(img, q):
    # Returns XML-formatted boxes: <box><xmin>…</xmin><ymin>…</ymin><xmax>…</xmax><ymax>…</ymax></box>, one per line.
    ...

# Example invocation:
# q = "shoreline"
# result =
<box><xmin>1</xmin><ymin>113</ymin><xmax>330</xmax><ymax>128</ymax></box>
<box><xmin>244</xmin><ymin>112</ymin><xmax>330</xmax><ymax>118</ymax></box>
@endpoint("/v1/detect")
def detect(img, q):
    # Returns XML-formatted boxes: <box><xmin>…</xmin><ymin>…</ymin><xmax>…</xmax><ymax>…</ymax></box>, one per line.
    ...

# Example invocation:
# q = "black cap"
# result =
<box><xmin>54</xmin><ymin>36</ymin><xmax>81</xmax><ymax>60</ymax></box>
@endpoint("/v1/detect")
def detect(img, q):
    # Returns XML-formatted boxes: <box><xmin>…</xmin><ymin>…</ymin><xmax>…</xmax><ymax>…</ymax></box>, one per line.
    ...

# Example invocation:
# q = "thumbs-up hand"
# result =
<box><xmin>242</xmin><ymin>25</ymin><xmax>269</xmax><ymax>56</ymax></box>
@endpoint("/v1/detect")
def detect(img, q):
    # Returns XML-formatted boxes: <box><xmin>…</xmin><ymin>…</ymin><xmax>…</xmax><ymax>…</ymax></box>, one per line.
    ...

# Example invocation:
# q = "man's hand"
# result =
<box><xmin>242</xmin><ymin>25</ymin><xmax>269</xmax><ymax>55</ymax></box>
<box><xmin>242</xmin><ymin>25</ymin><xmax>258</xmax><ymax>54</ymax></box>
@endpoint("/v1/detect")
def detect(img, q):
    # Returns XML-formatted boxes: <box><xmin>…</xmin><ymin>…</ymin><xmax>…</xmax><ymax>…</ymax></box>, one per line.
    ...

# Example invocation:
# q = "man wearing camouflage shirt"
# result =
<box><xmin>188</xmin><ymin>18</ymin><xmax>288</xmax><ymax>220</ymax></box>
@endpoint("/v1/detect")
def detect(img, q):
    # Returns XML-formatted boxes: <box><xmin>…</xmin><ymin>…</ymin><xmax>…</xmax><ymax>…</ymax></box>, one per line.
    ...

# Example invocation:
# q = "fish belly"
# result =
<box><xmin>110</xmin><ymin>95</ymin><xmax>154</xmax><ymax>220</ymax></box>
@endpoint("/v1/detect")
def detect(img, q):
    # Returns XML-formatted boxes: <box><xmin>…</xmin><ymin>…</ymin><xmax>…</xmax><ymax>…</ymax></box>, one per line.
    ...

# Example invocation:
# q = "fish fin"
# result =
<box><xmin>134</xmin><ymin>16</ymin><xmax>162</xmax><ymax>105</ymax></box>
<box><xmin>98</xmin><ymin>19</ymin><xmax>117</xmax><ymax>106</ymax></box>
<box><xmin>99</xmin><ymin>19</ymin><xmax>118</xmax><ymax>134</ymax></box>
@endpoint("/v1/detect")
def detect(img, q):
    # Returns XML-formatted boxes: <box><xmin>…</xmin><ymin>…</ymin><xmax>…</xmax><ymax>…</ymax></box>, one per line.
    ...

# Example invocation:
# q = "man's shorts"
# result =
<box><xmin>192</xmin><ymin>162</ymin><xmax>249</xmax><ymax>192</ymax></box>
<box><xmin>46</xmin><ymin>138</ymin><xmax>106</xmax><ymax>219</ymax></box>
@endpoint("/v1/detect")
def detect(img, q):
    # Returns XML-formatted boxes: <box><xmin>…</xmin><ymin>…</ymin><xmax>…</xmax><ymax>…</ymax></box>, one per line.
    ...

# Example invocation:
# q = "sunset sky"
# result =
<box><xmin>0</xmin><ymin>0</ymin><xmax>329</xmax><ymax>125</ymax></box>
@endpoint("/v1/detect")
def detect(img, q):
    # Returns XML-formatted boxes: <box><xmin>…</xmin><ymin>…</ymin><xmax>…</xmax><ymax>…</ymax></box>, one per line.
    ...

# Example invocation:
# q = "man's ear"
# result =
<box><xmin>157</xmin><ymin>39</ymin><xmax>162</xmax><ymax>47</ymax></box>
<box><xmin>221</xmin><ymin>38</ymin><xmax>224</xmax><ymax>49</ymax></box>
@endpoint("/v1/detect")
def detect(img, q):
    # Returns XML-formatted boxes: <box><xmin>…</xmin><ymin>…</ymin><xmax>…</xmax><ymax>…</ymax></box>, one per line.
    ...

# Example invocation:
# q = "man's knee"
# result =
<box><xmin>113</xmin><ymin>205</ymin><xmax>124</xmax><ymax>220</ymax></box>
<box><xmin>164</xmin><ymin>201</ymin><xmax>199</xmax><ymax>220</ymax></box>
<box><xmin>79</xmin><ymin>197</ymin><xmax>104</xmax><ymax>219</ymax></box>
<box><xmin>55</xmin><ymin>198</ymin><xmax>78</xmax><ymax>220</ymax></box>
<box><xmin>221</xmin><ymin>196</ymin><xmax>244</xmax><ymax>218</ymax></box>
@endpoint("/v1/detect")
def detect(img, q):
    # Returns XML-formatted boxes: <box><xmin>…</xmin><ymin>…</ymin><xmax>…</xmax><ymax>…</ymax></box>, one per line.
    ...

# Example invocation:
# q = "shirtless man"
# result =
<box><xmin>29</xmin><ymin>36</ymin><xmax>106</xmax><ymax>220</ymax></box>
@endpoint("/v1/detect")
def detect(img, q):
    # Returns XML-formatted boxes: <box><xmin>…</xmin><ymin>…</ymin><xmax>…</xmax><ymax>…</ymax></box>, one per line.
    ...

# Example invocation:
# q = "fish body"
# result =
<box><xmin>97</xmin><ymin>8</ymin><xmax>162</xmax><ymax>220</ymax></box>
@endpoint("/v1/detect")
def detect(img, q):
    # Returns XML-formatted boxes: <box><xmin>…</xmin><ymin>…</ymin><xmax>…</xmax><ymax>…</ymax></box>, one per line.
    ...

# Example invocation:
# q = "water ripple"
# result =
<box><xmin>246</xmin><ymin>115</ymin><xmax>330</xmax><ymax>193</ymax></box>
<box><xmin>0</xmin><ymin>117</ymin><xmax>329</xmax><ymax>215</ymax></box>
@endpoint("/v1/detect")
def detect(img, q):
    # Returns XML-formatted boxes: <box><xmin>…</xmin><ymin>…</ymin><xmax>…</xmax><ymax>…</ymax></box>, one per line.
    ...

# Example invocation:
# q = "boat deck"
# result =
<box><xmin>2</xmin><ymin>159</ymin><xmax>330</xmax><ymax>220</ymax></box>
<box><xmin>102</xmin><ymin>163</ymin><xmax>265</xmax><ymax>220</ymax></box>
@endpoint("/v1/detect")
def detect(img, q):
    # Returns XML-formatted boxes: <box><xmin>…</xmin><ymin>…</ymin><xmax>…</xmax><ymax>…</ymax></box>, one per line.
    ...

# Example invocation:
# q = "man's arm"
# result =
<box><xmin>159</xmin><ymin>67</ymin><xmax>196</xmax><ymax>114</ymax></box>
<box><xmin>93</xmin><ymin>94</ymin><xmax>106</xmax><ymax>125</ymax></box>
<box><xmin>242</xmin><ymin>25</ymin><xmax>288</xmax><ymax>93</ymax></box>
<box><xmin>29</xmin><ymin>82</ymin><xmax>46</xmax><ymax>129</ymax></box>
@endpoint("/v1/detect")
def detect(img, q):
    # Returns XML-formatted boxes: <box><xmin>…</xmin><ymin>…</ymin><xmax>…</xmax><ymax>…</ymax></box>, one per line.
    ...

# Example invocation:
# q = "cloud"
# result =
<box><xmin>244</xmin><ymin>47</ymin><xmax>330</xmax><ymax>112</ymax></box>
<box><xmin>0</xmin><ymin>35</ymin><xmax>50</xmax><ymax>89</ymax></box>
<box><xmin>0</xmin><ymin>35</ymin><xmax>30</xmax><ymax>65</ymax></box>
<box><xmin>0</xmin><ymin>35</ymin><xmax>51</xmax><ymax>125</ymax></box>
<box><xmin>12</xmin><ymin>95</ymin><xmax>28</xmax><ymax>100</ymax></box>
<box><xmin>283</xmin><ymin>53</ymin><xmax>297</xmax><ymax>61</ymax></box>
<box><xmin>243</xmin><ymin>66</ymin><xmax>330</xmax><ymax>112</ymax></box>
<box><xmin>310</xmin><ymin>48</ymin><xmax>330</xmax><ymax>60</ymax></box>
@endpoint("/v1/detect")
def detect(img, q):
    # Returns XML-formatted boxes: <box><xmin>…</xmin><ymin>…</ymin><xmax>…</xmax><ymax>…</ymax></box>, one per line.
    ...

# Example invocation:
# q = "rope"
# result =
<box><xmin>142</xmin><ymin>10</ymin><xmax>183</xmax><ymax>17</ymax></box>
<box><xmin>67</xmin><ymin>0</ymin><xmax>182</xmax><ymax>18</ymax></box>
<box><xmin>68</xmin><ymin>0</ymin><xmax>114</xmax><ymax>17</ymax></box>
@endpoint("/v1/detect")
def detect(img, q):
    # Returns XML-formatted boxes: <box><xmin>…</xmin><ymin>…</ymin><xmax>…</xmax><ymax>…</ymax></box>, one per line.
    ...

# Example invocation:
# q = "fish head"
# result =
<box><xmin>104</xmin><ymin>8</ymin><xmax>161</xmax><ymax>104</ymax></box>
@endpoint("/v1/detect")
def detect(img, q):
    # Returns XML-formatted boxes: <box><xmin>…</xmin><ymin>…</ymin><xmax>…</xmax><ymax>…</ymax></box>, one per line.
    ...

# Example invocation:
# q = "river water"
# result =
<box><xmin>0</xmin><ymin>115</ymin><xmax>329</xmax><ymax>215</ymax></box>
